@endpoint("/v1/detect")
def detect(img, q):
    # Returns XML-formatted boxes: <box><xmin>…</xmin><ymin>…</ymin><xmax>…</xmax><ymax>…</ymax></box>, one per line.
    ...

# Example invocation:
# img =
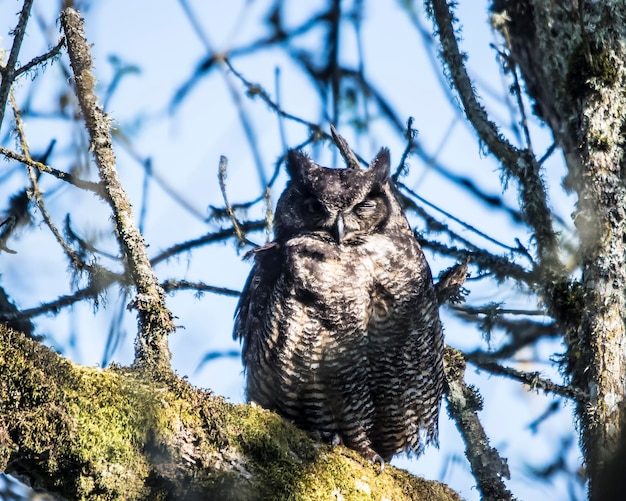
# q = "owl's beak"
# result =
<box><xmin>334</xmin><ymin>213</ymin><xmax>345</xmax><ymax>243</ymax></box>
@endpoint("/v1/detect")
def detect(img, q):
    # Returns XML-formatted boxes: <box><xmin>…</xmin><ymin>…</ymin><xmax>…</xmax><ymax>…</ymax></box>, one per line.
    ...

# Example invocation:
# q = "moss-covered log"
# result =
<box><xmin>0</xmin><ymin>325</ymin><xmax>461</xmax><ymax>500</ymax></box>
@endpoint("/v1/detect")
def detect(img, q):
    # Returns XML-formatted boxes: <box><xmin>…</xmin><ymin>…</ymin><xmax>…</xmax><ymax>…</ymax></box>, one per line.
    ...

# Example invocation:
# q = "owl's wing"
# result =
<box><xmin>233</xmin><ymin>242</ymin><xmax>282</xmax><ymax>344</ymax></box>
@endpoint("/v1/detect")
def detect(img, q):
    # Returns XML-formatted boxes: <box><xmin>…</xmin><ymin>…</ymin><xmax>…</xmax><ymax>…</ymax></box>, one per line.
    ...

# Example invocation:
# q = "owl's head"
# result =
<box><xmin>274</xmin><ymin>148</ymin><xmax>399</xmax><ymax>244</ymax></box>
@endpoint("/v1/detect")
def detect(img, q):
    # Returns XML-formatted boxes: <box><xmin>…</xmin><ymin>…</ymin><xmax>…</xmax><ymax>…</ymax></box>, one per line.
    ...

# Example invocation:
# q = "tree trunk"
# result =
<box><xmin>491</xmin><ymin>1</ymin><xmax>626</xmax><ymax>496</ymax></box>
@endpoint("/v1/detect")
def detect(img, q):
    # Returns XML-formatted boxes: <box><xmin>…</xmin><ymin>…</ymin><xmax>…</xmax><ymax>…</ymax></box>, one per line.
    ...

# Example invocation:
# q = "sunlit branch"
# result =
<box><xmin>444</xmin><ymin>347</ymin><xmax>516</xmax><ymax>500</ymax></box>
<box><xmin>161</xmin><ymin>280</ymin><xmax>240</xmax><ymax>297</ymax></box>
<box><xmin>62</xmin><ymin>7</ymin><xmax>174</xmax><ymax>373</ymax></box>
<box><xmin>427</xmin><ymin>0</ymin><xmax>561</xmax><ymax>276</ymax></box>
<box><xmin>217</xmin><ymin>155</ymin><xmax>250</xmax><ymax>247</ymax></box>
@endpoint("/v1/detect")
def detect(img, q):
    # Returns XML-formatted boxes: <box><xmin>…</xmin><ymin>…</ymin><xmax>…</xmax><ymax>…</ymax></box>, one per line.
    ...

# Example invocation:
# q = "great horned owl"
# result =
<box><xmin>234</xmin><ymin>140</ymin><xmax>444</xmax><ymax>465</ymax></box>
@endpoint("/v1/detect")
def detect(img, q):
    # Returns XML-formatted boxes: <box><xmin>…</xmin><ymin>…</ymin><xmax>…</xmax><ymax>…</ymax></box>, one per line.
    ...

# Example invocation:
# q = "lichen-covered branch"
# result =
<box><xmin>0</xmin><ymin>325</ymin><xmax>462</xmax><ymax>501</ymax></box>
<box><xmin>0</xmin><ymin>146</ymin><xmax>104</xmax><ymax>194</ymax></box>
<box><xmin>444</xmin><ymin>347</ymin><xmax>516</xmax><ymax>501</ymax></box>
<box><xmin>427</xmin><ymin>0</ymin><xmax>562</xmax><ymax>278</ymax></box>
<box><xmin>60</xmin><ymin>8</ymin><xmax>174</xmax><ymax>374</ymax></box>
<box><xmin>0</xmin><ymin>0</ymin><xmax>33</xmax><ymax>132</ymax></box>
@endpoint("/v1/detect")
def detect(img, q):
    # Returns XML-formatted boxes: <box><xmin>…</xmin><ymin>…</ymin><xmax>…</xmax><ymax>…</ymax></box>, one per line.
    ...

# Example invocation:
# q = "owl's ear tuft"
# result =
<box><xmin>286</xmin><ymin>150</ymin><xmax>313</xmax><ymax>182</ymax></box>
<box><xmin>369</xmin><ymin>148</ymin><xmax>390</xmax><ymax>184</ymax></box>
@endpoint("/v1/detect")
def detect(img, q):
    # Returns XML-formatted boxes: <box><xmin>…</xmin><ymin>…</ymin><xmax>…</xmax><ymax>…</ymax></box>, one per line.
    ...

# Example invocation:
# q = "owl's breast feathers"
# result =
<box><xmin>234</xmin><ymin>229</ymin><xmax>443</xmax><ymax>462</ymax></box>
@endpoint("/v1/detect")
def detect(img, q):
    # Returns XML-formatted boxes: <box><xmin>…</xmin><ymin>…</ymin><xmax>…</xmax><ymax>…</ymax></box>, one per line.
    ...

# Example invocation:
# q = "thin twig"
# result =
<box><xmin>217</xmin><ymin>155</ymin><xmax>248</xmax><ymax>246</ymax></box>
<box><xmin>150</xmin><ymin>221</ymin><xmax>266</xmax><ymax>267</ymax></box>
<box><xmin>61</xmin><ymin>8</ymin><xmax>174</xmax><ymax>374</ymax></box>
<box><xmin>466</xmin><ymin>352</ymin><xmax>587</xmax><ymax>402</ymax></box>
<box><xmin>14</xmin><ymin>36</ymin><xmax>66</xmax><ymax>78</ymax></box>
<box><xmin>392</xmin><ymin>117</ymin><xmax>417</xmax><ymax>181</ymax></box>
<box><xmin>10</xmin><ymin>92</ymin><xmax>88</xmax><ymax>272</ymax></box>
<box><xmin>0</xmin><ymin>146</ymin><xmax>104</xmax><ymax>194</ymax></box>
<box><xmin>399</xmin><ymin>181</ymin><xmax>528</xmax><ymax>256</ymax></box>
<box><xmin>161</xmin><ymin>279</ymin><xmax>240</xmax><ymax>297</ymax></box>
<box><xmin>452</xmin><ymin>304</ymin><xmax>545</xmax><ymax>317</ymax></box>
<box><xmin>224</xmin><ymin>58</ymin><xmax>325</xmax><ymax>135</ymax></box>
<box><xmin>330</xmin><ymin>124</ymin><xmax>362</xmax><ymax>169</ymax></box>
<box><xmin>263</xmin><ymin>187</ymin><xmax>273</xmax><ymax>242</ymax></box>
<box><xmin>0</xmin><ymin>223</ymin><xmax>258</xmax><ymax>324</ymax></box>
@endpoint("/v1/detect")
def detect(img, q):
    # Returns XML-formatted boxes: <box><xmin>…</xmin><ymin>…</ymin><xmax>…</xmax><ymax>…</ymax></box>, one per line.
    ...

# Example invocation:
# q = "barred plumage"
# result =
<box><xmin>234</xmin><ymin>144</ymin><xmax>444</xmax><ymax>465</ymax></box>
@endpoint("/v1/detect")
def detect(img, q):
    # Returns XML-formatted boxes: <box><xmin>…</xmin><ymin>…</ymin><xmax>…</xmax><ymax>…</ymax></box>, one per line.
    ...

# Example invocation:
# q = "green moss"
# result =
<box><xmin>589</xmin><ymin>131</ymin><xmax>612</xmax><ymax>151</ymax></box>
<box><xmin>0</xmin><ymin>326</ymin><xmax>462</xmax><ymax>500</ymax></box>
<box><xmin>64</xmin><ymin>367</ymin><xmax>160</xmax><ymax>498</ymax></box>
<box><xmin>0</xmin><ymin>329</ymin><xmax>166</xmax><ymax>499</ymax></box>
<box><xmin>566</xmin><ymin>41</ymin><xmax>620</xmax><ymax>100</ymax></box>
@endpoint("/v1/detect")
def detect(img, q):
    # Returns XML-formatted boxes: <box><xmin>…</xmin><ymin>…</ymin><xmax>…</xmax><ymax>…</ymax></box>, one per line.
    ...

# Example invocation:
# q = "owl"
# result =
<box><xmin>233</xmin><ymin>142</ymin><xmax>444</xmax><ymax>466</ymax></box>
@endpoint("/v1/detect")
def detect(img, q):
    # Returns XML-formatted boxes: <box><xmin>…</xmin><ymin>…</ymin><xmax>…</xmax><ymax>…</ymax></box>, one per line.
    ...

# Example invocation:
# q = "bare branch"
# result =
<box><xmin>14</xmin><ymin>36</ymin><xmax>66</xmax><ymax>78</ymax></box>
<box><xmin>224</xmin><ymin>58</ymin><xmax>325</xmax><ymax>136</ymax></box>
<box><xmin>0</xmin><ymin>146</ymin><xmax>104</xmax><ymax>194</ymax></box>
<box><xmin>0</xmin><ymin>0</ymin><xmax>34</xmax><ymax>132</ymax></box>
<box><xmin>330</xmin><ymin>124</ymin><xmax>362</xmax><ymax>169</ymax></box>
<box><xmin>444</xmin><ymin>347</ymin><xmax>517</xmax><ymax>501</ymax></box>
<box><xmin>10</xmin><ymin>93</ymin><xmax>90</xmax><ymax>272</ymax></box>
<box><xmin>218</xmin><ymin>156</ymin><xmax>249</xmax><ymax>247</ymax></box>
<box><xmin>466</xmin><ymin>352</ymin><xmax>586</xmax><ymax>402</ymax></box>
<box><xmin>61</xmin><ymin>8</ymin><xmax>174</xmax><ymax>374</ymax></box>
<box><xmin>161</xmin><ymin>279</ymin><xmax>240</xmax><ymax>297</ymax></box>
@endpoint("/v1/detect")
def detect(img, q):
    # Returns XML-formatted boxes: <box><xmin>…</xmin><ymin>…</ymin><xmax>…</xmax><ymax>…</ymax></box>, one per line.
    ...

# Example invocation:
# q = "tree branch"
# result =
<box><xmin>0</xmin><ymin>0</ymin><xmax>34</xmax><ymax>132</ymax></box>
<box><xmin>0</xmin><ymin>326</ymin><xmax>463</xmax><ymax>501</ymax></box>
<box><xmin>0</xmin><ymin>146</ymin><xmax>104</xmax><ymax>194</ymax></box>
<box><xmin>444</xmin><ymin>347</ymin><xmax>517</xmax><ymax>500</ymax></box>
<box><xmin>14</xmin><ymin>36</ymin><xmax>65</xmax><ymax>78</ymax></box>
<box><xmin>465</xmin><ymin>352</ymin><xmax>586</xmax><ymax>402</ymax></box>
<box><xmin>60</xmin><ymin>8</ymin><xmax>174</xmax><ymax>374</ymax></box>
<box><xmin>427</xmin><ymin>0</ymin><xmax>562</xmax><ymax>278</ymax></box>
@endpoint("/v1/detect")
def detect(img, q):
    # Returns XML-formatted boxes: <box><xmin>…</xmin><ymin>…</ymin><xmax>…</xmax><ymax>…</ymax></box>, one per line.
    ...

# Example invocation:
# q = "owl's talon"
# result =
<box><xmin>330</xmin><ymin>433</ymin><xmax>342</xmax><ymax>448</ymax></box>
<box><xmin>372</xmin><ymin>454</ymin><xmax>385</xmax><ymax>474</ymax></box>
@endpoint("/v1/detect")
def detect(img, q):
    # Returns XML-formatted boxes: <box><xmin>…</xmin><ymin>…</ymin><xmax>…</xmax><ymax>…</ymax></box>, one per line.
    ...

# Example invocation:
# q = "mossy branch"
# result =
<box><xmin>0</xmin><ymin>326</ymin><xmax>462</xmax><ymax>501</ymax></box>
<box><xmin>60</xmin><ymin>8</ymin><xmax>174</xmax><ymax>375</ymax></box>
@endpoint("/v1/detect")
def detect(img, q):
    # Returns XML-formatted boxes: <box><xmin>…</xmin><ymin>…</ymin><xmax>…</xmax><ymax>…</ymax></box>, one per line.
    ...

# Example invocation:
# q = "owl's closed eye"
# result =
<box><xmin>275</xmin><ymin>150</ymin><xmax>392</xmax><ymax>243</ymax></box>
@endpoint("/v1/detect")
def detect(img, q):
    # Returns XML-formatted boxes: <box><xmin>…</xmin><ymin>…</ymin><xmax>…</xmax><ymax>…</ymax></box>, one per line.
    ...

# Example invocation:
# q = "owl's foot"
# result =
<box><xmin>312</xmin><ymin>430</ymin><xmax>343</xmax><ymax>448</ymax></box>
<box><xmin>354</xmin><ymin>446</ymin><xmax>385</xmax><ymax>473</ymax></box>
<box><xmin>367</xmin><ymin>452</ymin><xmax>385</xmax><ymax>474</ymax></box>
<box><xmin>330</xmin><ymin>432</ymin><xmax>342</xmax><ymax>448</ymax></box>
